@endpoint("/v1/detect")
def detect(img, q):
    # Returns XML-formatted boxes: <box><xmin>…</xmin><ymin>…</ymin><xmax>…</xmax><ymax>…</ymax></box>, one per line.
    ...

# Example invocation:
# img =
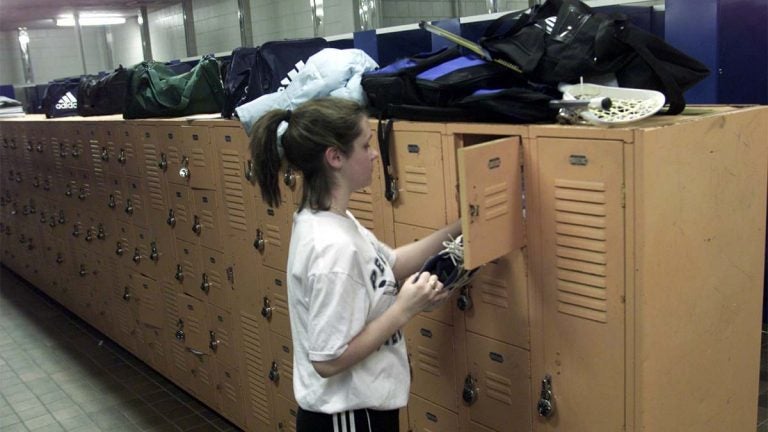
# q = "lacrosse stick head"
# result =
<box><xmin>416</xmin><ymin>235</ymin><xmax>479</xmax><ymax>291</ymax></box>
<box><xmin>558</xmin><ymin>83</ymin><xmax>666</xmax><ymax>126</ymax></box>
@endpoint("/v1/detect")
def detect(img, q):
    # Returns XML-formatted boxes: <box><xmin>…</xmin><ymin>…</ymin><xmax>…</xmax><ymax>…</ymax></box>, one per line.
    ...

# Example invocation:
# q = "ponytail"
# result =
<box><xmin>250</xmin><ymin>109</ymin><xmax>291</xmax><ymax>208</ymax></box>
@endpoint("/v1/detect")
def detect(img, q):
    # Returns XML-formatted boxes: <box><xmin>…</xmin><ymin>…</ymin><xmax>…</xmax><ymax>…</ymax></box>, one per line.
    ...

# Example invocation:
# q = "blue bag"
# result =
<box><xmin>41</xmin><ymin>77</ymin><xmax>82</xmax><ymax>118</ymax></box>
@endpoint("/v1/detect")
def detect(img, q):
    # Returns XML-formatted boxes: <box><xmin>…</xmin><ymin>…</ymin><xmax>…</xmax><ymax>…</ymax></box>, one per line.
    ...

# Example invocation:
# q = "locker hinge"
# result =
<box><xmin>621</xmin><ymin>183</ymin><xmax>626</xmax><ymax>209</ymax></box>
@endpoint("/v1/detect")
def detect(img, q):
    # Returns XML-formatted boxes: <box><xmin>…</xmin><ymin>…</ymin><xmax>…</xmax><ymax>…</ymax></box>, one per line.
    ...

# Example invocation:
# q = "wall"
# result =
<box><xmin>148</xmin><ymin>3</ymin><xmax>187</xmax><ymax>61</ymax></box>
<box><xmin>193</xmin><ymin>0</ymin><xmax>241</xmax><ymax>55</ymax></box>
<box><xmin>381</xmin><ymin>0</ymin><xmax>529</xmax><ymax>27</ymax></box>
<box><xmin>0</xmin><ymin>32</ymin><xmax>23</xmax><ymax>84</ymax></box>
<box><xmin>111</xmin><ymin>18</ymin><xmax>144</xmax><ymax>68</ymax></box>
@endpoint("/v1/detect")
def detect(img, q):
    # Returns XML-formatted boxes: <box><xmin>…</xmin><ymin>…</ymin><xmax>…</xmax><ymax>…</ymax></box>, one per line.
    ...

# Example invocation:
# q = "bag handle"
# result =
<box><xmin>618</xmin><ymin>26</ymin><xmax>686</xmax><ymax>115</ymax></box>
<box><xmin>377</xmin><ymin>118</ymin><xmax>397</xmax><ymax>202</ymax></box>
<box><xmin>143</xmin><ymin>63</ymin><xmax>192</xmax><ymax>111</ymax></box>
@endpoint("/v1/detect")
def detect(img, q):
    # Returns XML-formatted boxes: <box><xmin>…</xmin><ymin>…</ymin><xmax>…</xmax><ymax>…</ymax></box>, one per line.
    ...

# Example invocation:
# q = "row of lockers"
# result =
<box><xmin>0</xmin><ymin>115</ymin><xmax>532</xmax><ymax>432</ymax></box>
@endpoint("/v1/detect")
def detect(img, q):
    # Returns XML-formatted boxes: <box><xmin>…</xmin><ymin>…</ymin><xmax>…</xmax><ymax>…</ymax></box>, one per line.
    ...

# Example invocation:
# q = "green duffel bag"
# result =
<box><xmin>124</xmin><ymin>55</ymin><xmax>224</xmax><ymax>119</ymax></box>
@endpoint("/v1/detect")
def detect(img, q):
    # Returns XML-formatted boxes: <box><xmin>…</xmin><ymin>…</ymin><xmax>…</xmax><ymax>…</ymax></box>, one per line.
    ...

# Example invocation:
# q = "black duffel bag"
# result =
<box><xmin>77</xmin><ymin>65</ymin><xmax>131</xmax><ymax>117</ymax></box>
<box><xmin>480</xmin><ymin>0</ymin><xmax>710</xmax><ymax>114</ymax></box>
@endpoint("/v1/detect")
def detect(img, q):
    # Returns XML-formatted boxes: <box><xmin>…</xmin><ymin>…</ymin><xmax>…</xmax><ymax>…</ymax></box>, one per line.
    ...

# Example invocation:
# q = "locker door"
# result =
<box><xmin>140</xmin><ymin>324</ymin><xmax>168</xmax><ymax>377</ymax></box>
<box><xmin>168</xmin><ymin>183</ymin><xmax>196</xmax><ymax>244</ymax></box>
<box><xmin>208</xmin><ymin>305</ymin><xmax>237</xmax><ymax>368</ymax></box>
<box><xmin>348</xmin><ymin>151</ymin><xmax>394</xmax><ymax>246</ymax></box>
<box><xmin>136</xmin><ymin>273</ymin><xmax>165</xmax><ymax>328</ymax></box>
<box><xmin>114</xmin><ymin>271</ymin><xmax>142</xmax><ymax>354</ymax></box>
<box><xmin>262</xmin><ymin>268</ymin><xmax>290</xmax><ymax>339</ymax></box>
<box><xmin>182</xmin><ymin>126</ymin><xmax>217</xmax><ymax>190</ymax></box>
<box><xmin>177</xmin><ymin>293</ymin><xmax>210</xmax><ymax>353</ymax></box>
<box><xmin>462</xmin><ymin>249</ymin><xmax>529</xmax><ymax>349</ymax></box>
<box><xmin>132</xmin><ymin>225</ymin><xmax>152</xmax><ymax>276</ymax></box>
<box><xmin>145</xmin><ymin>225</ymin><xmax>176</xmax><ymax>283</ymax></box>
<box><xmin>255</xmin><ymin>200</ymin><xmax>291</xmax><ymax>272</ymax></box>
<box><xmin>213</xmin><ymin>126</ymin><xmax>258</xmax><ymax>240</ymax></box>
<box><xmin>239</xmin><ymin>308</ymin><xmax>276</xmax><ymax>432</ymax></box>
<box><xmin>457</xmin><ymin>136</ymin><xmax>524</xmax><ymax>269</ymax></box>
<box><xmin>160</xmin><ymin>126</ymin><xmax>188</xmax><ymax>187</ymax></box>
<box><xmin>408</xmin><ymin>394</ymin><xmax>459</xmax><ymax>432</ymax></box>
<box><xmin>464</xmin><ymin>333</ymin><xmax>531</xmax><ymax>432</ymax></box>
<box><xmin>176</xmin><ymin>239</ymin><xmax>202</xmax><ymax>300</ymax></box>
<box><xmin>114</xmin><ymin>220</ymin><xmax>135</xmax><ymax>269</ymax></box>
<box><xmin>216</xmin><ymin>363</ymin><xmax>245</xmax><ymax>427</ymax></box>
<box><xmin>116</xmin><ymin>123</ymin><xmax>143</xmax><ymax>177</ymax></box>
<box><xmin>534</xmin><ymin>137</ymin><xmax>625</xmax><ymax>432</ymax></box>
<box><xmin>405</xmin><ymin>316</ymin><xmax>458</xmax><ymax>412</ymax></box>
<box><xmin>199</xmin><ymin>246</ymin><xmax>232</xmax><ymax>311</ymax></box>
<box><xmin>123</xmin><ymin>176</ymin><xmax>149</xmax><ymax>228</ymax></box>
<box><xmin>270</xmin><ymin>333</ymin><xmax>295</xmax><ymax>403</ymax></box>
<box><xmin>274</xmin><ymin>395</ymin><xmax>298</xmax><ymax>432</ymax></box>
<box><xmin>391</xmin><ymin>130</ymin><xmax>447</xmax><ymax>229</ymax></box>
<box><xmin>141</xmin><ymin>125</ymin><xmax>170</xmax><ymax>226</ymax></box>
<box><xmin>187</xmin><ymin>348</ymin><xmax>217</xmax><ymax>406</ymax></box>
<box><xmin>193</xmin><ymin>189</ymin><xmax>223</xmax><ymax>252</ymax></box>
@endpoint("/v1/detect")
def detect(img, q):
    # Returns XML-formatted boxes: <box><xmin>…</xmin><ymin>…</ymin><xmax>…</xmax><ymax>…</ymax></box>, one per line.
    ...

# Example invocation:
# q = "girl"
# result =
<box><xmin>250</xmin><ymin>97</ymin><xmax>461</xmax><ymax>431</ymax></box>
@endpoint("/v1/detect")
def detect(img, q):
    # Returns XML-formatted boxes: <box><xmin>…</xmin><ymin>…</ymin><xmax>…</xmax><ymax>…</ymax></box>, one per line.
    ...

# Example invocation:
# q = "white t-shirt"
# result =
<box><xmin>286</xmin><ymin>209</ymin><xmax>410</xmax><ymax>413</ymax></box>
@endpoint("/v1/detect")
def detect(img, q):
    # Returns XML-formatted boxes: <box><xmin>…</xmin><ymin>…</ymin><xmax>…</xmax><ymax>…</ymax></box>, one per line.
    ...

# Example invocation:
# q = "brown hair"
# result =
<box><xmin>249</xmin><ymin>97</ymin><xmax>368</xmax><ymax>210</ymax></box>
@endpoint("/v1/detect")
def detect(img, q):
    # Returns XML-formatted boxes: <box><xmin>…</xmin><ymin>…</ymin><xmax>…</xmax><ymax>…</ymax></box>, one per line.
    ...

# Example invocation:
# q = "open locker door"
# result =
<box><xmin>457</xmin><ymin>137</ymin><xmax>524</xmax><ymax>269</ymax></box>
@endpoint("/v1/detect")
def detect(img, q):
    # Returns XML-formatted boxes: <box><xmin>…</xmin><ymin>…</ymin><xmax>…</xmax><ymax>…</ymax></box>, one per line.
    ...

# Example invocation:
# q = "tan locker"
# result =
<box><xmin>68</xmin><ymin>124</ymin><xmax>88</xmax><ymax>170</ymax></box>
<box><xmin>187</xmin><ymin>346</ymin><xmax>218</xmax><ymax>405</ymax></box>
<box><xmin>168</xmin><ymin>183</ymin><xmax>196</xmax><ymax>244</ymax></box>
<box><xmin>192</xmin><ymin>188</ymin><xmax>224</xmax><ymax>252</ymax></box>
<box><xmin>168</xmin><ymin>338</ymin><xmax>195</xmax><ymax>394</ymax></box>
<box><xmin>90</xmin><ymin>254</ymin><xmax>116</xmax><ymax>334</ymax></box>
<box><xmin>131</xmin><ymin>225</ymin><xmax>152</xmax><ymax>276</ymax></box>
<box><xmin>199</xmin><ymin>246</ymin><xmax>234</xmax><ymax>311</ymax></box>
<box><xmin>532</xmin><ymin>136</ymin><xmax>625</xmax><ymax>432</ymax></box>
<box><xmin>391</xmin><ymin>129</ymin><xmax>448</xmax><ymax>229</ymax></box>
<box><xmin>463</xmin><ymin>332</ymin><xmax>531</xmax><ymax>432</ymax></box>
<box><xmin>110</xmin><ymin>222</ymin><xmax>133</xmax><ymax>275</ymax></box>
<box><xmin>405</xmin><ymin>316</ymin><xmax>458</xmax><ymax>412</ymax></box>
<box><xmin>177</xmin><ymin>293</ymin><xmax>210</xmax><ymax>354</ymax></box>
<box><xmin>408</xmin><ymin>394</ymin><xmax>459</xmax><ymax>432</ymax></box>
<box><xmin>348</xmin><ymin>146</ymin><xmax>395</xmax><ymax>246</ymax></box>
<box><xmin>103</xmin><ymin>173</ymin><xmax>125</xmax><ymax>231</ymax></box>
<box><xmin>261</xmin><ymin>267</ymin><xmax>290</xmax><ymax>339</ymax></box>
<box><xmin>269</xmin><ymin>332</ymin><xmax>295</xmax><ymax>403</ymax></box>
<box><xmin>115</xmin><ymin>123</ymin><xmax>143</xmax><ymax>177</ymax></box>
<box><xmin>175</xmin><ymin>239</ymin><xmax>202</xmax><ymax>299</ymax></box>
<box><xmin>135</xmin><ymin>273</ymin><xmax>165</xmax><ymax>328</ymax></box>
<box><xmin>182</xmin><ymin>125</ymin><xmax>217</xmax><ymax>190</ymax></box>
<box><xmin>239</xmin><ymin>308</ymin><xmax>276</xmax><ymax>432</ymax></box>
<box><xmin>463</xmin><ymin>249</ymin><xmax>529</xmax><ymax>349</ymax></box>
<box><xmin>208</xmin><ymin>305</ymin><xmax>238</xmax><ymax>368</ymax></box>
<box><xmin>394</xmin><ymin>223</ymin><xmax>453</xmax><ymax>326</ymax></box>
<box><xmin>113</xmin><ymin>271</ymin><xmax>142</xmax><ymax>354</ymax></box>
<box><xmin>231</xmin><ymin>235</ymin><xmax>264</xmax><ymax>311</ymax></box>
<box><xmin>144</xmin><ymin>225</ymin><xmax>177</xmax><ymax>283</ymax></box>
<box><xmin>140</xmin><ymin>125</ymin><xmax>171</xmax><ymax>226</ymax></box>
<box><xmin>254</xmin><ymin>200</ymin><xmax>291</xmax><ymax>272</ymax></box>
<box><xmin>158</xmin><ymin>125</ymin><xmax>188</xmax><ymax>187</ymax></box>
<box><xmin>216</xmin><ymin>363</ymin><xmax>246</xmax><ymax>428</ymax></box>
<box><xmin>86</xmin><ymin>124</ymin><xmax>109</xmax><ymax>205</ymax></box>
<box><xmin>212</xmin><ymin>125</ymin><xmax>259</xmax><ymax>240</ymax></box>
<box><xmin>280</xmin><ymin>166</ymin><xmax>302</xmax><ymax>208</ymax></box>
<box><xmin>100</xmin><ymin>123</ymin><xmax>120</xmax><ymax>171</ymax></box>
<box><xmin>74</xmin><ymin>168</ymin><xmax>92</xmax><ymax>205</ymax></box>
<box><xmin>457</xmin><ymin>136</ymin><xmax>524</xmax><ymax>269</ymax></box>
<box><xmin>139</xmin><ymin>324</ymin><xmax>169</xmax><ymax>377</ymax></box>
<box><xmin>274</xmin><ymin>395</ymin><xmax>298</xmax><ymax>432</ymax></box>
<box><xmin>123</xmin><ymin>176</ymin><xmax>149</xmax><ymax>228</ymax></box>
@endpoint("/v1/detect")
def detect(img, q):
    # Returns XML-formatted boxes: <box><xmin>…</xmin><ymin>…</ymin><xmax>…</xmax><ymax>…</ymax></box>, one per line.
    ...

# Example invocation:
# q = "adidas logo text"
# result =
<box><xmin>55</xmin><ymin>92</ymin><xmax>77</xmax><ymax>110</ymax></box>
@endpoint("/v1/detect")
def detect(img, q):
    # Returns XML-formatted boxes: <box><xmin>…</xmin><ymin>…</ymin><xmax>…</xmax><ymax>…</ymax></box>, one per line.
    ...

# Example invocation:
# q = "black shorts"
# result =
<box><xmin>296</xmin><ymin>406</ymin><xmax>399</xmax><ymax>432</ymax></box>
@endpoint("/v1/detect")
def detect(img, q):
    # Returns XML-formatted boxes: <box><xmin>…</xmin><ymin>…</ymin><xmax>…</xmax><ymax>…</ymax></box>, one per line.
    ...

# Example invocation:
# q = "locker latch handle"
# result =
<box><xmin>72</xmin><ymin>223</ymin><xmax>81</xmax><ymax>238</ymax></box>
<box><xmin>261</xmin><ymin>296</ymin><xmax>273</xmax><ymax>320</ymax></box>
<box><xmin>537</xmin><ymin>374</ymin><xmax>555</xmax><ymax>418</ymax></box>
<box><xmin>253</xmin><ymin>229</ymin><xmax>265</xmax><ymax>252</ymax></box>
<box><xmin>132</xmin><ymin>248</ymin><xmax>141</xmax><ymax>263</ymax></box>
<box><xmin>179</xmin><ymin>156</ymin><xmax>190</xmax><ymax>179</ymax></box>
<box><xmin>85</xmin><ymin>229</ymin><xmax>93</xmax><ymax>242</ymax></box>
<box><xmin>59</xmin><ymin>143</ymin><xmax>66</xmax><ymax>158</ymax></box>
<box><xmin>108</xmin><ymin>194</ymin><xmax>116</xmax><ymax>209</ymax></box>
<box><xmin>125</xmin><ymin>199</ymin><xmax>134</xmax><ymax>215</ymax></box>
<box><xmin>56</xmin><ymin>253</ymin><xmax>64</xmax><ymax>264</ymax></box>
<box><xmin>457</xmin><ymin>286</ymin><xmax>473</xmax><ymax>311</ymax></box>
<box><xmin>150</xmin><ymin>242</ymin><xmax>159</xmax><ymax>261</ymax></box>
<box><xmin>40</xmin><ymin>212</ymin><xmax>47</xmax><ymax>224</ymax></box>
<box><xmin>43</xmin><ymin>179</ymin><xmax>50</xmax><ymax>191</ymax></box>
<box><xmin>49</xmin><ymin>215</ymin><xmax>57</xmax><ymax>228</ymax></box>
<box><xmin>117</xmin><ymin>149</ymin><xmax>126</xmax><ymax>164</ymax></box>
<box><xmin>78</xmin><ymin>187</ymin><xmax>87</xmax><ymax>201</ymax></box>
<box><xmin>58</xmin><ymin>211</ymin><xmax>66</xmax><ymax>225</ymax></box>
<box><xmin>101</xmin><ymin>147</ymin><xmax>109</xmax><ymax>162</ymax></box>
<box><xmin>167</xmin><ymin>209</ymin><xmax>176</xmax><ymax>227</ymax></box>
<box><xmin>35</xmin><ymin>143</ymin><xmax>43</xmax><ymax>153</ymax></box>
<box><xmin>97</xmin><ymin>224</ymin><xmax>106</xmax><ymax>240</ymax></box>
<box><xmin>158</xmin><ymin>153</ymin><xmax>168</xmax><ymax>171</ymax></box>
<box><xmin>469</xmin><ymin>204</ymin><xmax>480</xmax><ymax>221</ymax></box>
<box><xmin>115</xmin><ymin>241</ymin><xmax>124</xmax><ymax>256</ymax></box>
<box><xmin>244</xmin><ymin>160</ymin><xmax>255</xmax><ymax>182</ymax></box>
<box><xmin>79</xmin><ymin>264</ymin><xmax>87</xmax><ymax>277</ymax></box>
<box><xmin>122</xmin><ymin>287</ymin><xmax>131</xmax><ymax>301</ymax></box>
<box><xmin>209</xmin><ymin>331</ymin><xmax>219</xmax><ymax>352</ymax></box>
<box><xmin>192</xmin><ymin>216</ymin><xmax>202</xmax><ymax>235</ymax></box>
<box><xmin>283</xmin><ymin>167</ymin><xmax>296</xmax><ymax>188</ymax></box>
<box><xmin>71</xmin><ymin>146</ymin><xmax>80</xmax><ymax>158</ymax></box>
<box><xmin>32</xmin><ymin>177</ymin><xmax>40</xmax><ymax>188</ymax></box>
<box><xmin>268</xmin><ymin>361</ymin><xmax>280</xmax><ymax>383</ymax></box>
<box><xmin>200</xmin><ymin>273</ymin><xmax>210</xmax><ymax>294</ymax></box>
<box><xmin>462</xmin><ymin>374</ymin><xmax>478</xmax><ymax>405</ymax></box>
<box><xmin>175</xmin><ymin>264</ymin><xmax>184</xmax><ymax>282</ymax></box>
<box><xmin>175</xmin><ymin>319</ymin><xmax>185</xmax><ymax>341</ymax></box>
<box><xmin>65</xmin><ymin>185</ymin><xmax>72</xmax><ymax>197</ymax></box>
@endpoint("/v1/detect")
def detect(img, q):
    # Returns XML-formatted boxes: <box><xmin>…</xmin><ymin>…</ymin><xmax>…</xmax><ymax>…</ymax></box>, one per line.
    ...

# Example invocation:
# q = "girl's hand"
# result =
<box><xmin>395</xmin><ymin>272</ymin><xmax>448</xmax><ymax>318</ymax></box>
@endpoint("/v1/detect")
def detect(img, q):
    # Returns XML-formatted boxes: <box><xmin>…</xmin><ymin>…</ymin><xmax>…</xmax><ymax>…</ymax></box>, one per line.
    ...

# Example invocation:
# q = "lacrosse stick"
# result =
<box><xmin>418</xmin><ymin>21</ymin><xmax>523</xmax><ymax>74</ymax></box>
<box><xmin>550</xmin><ymin>83</ymin><xmax>666</xmax><ymax>126</ymax></box>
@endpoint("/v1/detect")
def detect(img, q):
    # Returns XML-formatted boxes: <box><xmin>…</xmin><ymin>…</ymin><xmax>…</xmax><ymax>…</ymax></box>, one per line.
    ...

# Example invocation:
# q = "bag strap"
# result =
<box><xmin>377</xmin><ymin>117</ymin><xmax>397</xmax><ymax>202</ymax></box>
<box><xmin>482</xmin><ymin>8</ymin><xmax>532</xmax><ymax>39</ymax></box>
<box><xmin>619</xmin><ymin>26</ymin><xmax>686</xmax><ymax>115</ymax></box>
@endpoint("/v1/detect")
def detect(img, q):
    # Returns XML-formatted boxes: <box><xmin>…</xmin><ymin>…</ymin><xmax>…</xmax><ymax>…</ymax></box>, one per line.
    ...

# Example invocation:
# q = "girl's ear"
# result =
<box><xmin>324</xmin><ymin>146</ymin><xmax>344</xmax><ymax>169</ymax></box>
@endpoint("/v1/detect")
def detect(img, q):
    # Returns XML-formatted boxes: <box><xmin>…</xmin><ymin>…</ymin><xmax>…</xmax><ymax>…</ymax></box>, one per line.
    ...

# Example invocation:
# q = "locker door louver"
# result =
<box><xmin>143</xmin><ymin>145</ymin><xmax>167</xmax><ymax>214</ymax></box>
<box><xmin>553</xmin><ymin>179</ymin><xmax>609</xmax><ymax>324</ymax></box>
<box><xmin>349</xmin><ymin>190</ymin><xmax>375</xmax><ymax>230</ymax></box>
<box><xmin>220</xmin><ymin>151</ymin><xmax>248</xmax><ymax>233</ymax></box>
<box><xmin>240</xmin><ymin>312</ymin><xmax>273</xmax><ymax>426</ymax></box>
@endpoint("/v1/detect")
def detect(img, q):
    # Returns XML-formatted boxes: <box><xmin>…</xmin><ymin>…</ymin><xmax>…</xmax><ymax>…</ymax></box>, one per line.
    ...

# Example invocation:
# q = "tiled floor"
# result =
<box><xmin>0</xmin><ymin>265</ymin><xmax>767</xmax><ymax>432</ymax></box>
<box><xmin>0</xmin><ymin>266</ymin><xmax>241</xmax><ymax>432</ymax></box>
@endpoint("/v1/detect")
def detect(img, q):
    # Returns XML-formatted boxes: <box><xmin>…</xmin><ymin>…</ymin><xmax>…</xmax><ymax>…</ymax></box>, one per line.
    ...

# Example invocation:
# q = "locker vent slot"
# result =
<box><xmin>349</xmin><ymin>190</ymin><xmax>375</xmax><ymax>230</ymax></box>
<box><xmin>477</xmin><ymin>277</ymin><xmax>510</xmax><ymax>309</ymax></box>
<box><xmin>191</xmin><ymin>147</ymin><xmax>207</xmax><ymax>168</ymax></box>
<box><xmin>482</xmin><ymin>182</ymin><xmax>510</xmax><ymax>222</ymax></box>
<box><xmin>404</xmin><ymin>165</ymin><xmax>428</xmax><ymax>194</ymax></box>
<box><xmin>170</xmin><ymin>340</ymin><xmax>188</xmax><ymax>375</ymax></box>
<box><xmin>554</xmin><ymin>179</ymin><xmax>608</xmax><ymax>323</ymax></box>
<box><xmin>220</xmin><ymin>151</ymin><xmax>248</xmax><ymax>232</ymax></box>
<box><xmin>484</xmin><ymin>370</ymin><xmax>514</xmax><ymax>405</ymax></box>
<box><xmin>416</xmin><ymin>346</ymin><xmax>440</xmax><ymax>376</ymax></box>
<box><xmin>265</xmin><ymin>223</ymin><xmax>283</xmax><ymax>250</ymax></box>
<box><xmin>143</xmin><ymin>145</ymin><xmax>166</xmax><ymax>212</ymax></box>
<box><xmin>241</xmin><ymin>312</ymin><xmax>272</xmax><ymax>425</ymax></box>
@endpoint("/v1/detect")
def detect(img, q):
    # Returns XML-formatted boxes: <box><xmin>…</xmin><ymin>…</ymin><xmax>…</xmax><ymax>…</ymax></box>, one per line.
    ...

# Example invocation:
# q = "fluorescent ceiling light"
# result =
<box><xmin>56</xmin><ymin>15</ymin><xmax>126</xmax><ymax>26</ymax></box>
